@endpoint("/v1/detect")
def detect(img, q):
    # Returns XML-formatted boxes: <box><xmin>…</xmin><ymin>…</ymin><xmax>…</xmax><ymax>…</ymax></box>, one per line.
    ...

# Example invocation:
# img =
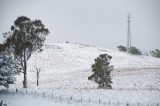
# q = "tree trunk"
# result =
<box><xmin>37</xmin><ymin>71</ymin><xmax>39</xmax><ymax>86</ymax></box>
<box><xmin>23</xmin><ymin>49</ymin><xmax>27</xmax><ymax>88</ymax></box>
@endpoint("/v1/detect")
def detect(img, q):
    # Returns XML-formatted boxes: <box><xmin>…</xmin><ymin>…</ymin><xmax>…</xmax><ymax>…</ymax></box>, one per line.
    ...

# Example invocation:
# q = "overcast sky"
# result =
<box><xmin>0</xmin><ymin>0</ymin><xmax>160</xmax><ymax>51</ymax></box>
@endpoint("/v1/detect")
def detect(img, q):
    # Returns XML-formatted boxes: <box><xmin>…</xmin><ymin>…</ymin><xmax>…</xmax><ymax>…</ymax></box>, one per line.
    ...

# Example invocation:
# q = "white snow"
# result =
<box><xmin>1</xmin><ymin>42</ymin><xmax>160</xmax><ymax>106</ymax></box>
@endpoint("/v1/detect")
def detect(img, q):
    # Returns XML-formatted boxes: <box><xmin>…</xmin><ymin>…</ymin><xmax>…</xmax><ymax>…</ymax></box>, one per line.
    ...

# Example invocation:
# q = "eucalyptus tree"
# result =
<box><xmin>4</xmin><ymin>16</ymin><xmax>49</xmax><ymax>88</ymax></box>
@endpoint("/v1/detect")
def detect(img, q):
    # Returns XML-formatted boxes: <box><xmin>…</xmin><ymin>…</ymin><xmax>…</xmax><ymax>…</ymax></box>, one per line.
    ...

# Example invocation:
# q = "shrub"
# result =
<box><xmin>0</xmin><ymin>48</ymin><xmax>17</xmax><ymax>88</ymax></box>
<box><xmin>117</xmin><ymin>45</ymin><xmax>127</xmax><ymax>52</ymax></box>
<box><xmin>66</xmin><ymin>41</ymin><xmax>69</xmax><ymax>43</ymax></box>
<box><xmin>88</xmin><ymin>54</ymin><xmax>113</xmax><ymax>89</ymax></box>
<box><xmin>150</xmin><ymin>49</ymin><xmax>160</xmax><ymax>58</ymax></box>
<box><xmin>129</xmin><ymin>47</ymin><xmax>142</xmax><ymax>55</ymax></box>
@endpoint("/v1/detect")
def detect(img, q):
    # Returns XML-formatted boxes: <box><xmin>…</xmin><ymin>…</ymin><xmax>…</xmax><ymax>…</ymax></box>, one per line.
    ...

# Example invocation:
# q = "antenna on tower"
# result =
<box><xmin>127</xmin><ymin>13</ymin><xmax>131</xmax><ymax>52</ymax></box>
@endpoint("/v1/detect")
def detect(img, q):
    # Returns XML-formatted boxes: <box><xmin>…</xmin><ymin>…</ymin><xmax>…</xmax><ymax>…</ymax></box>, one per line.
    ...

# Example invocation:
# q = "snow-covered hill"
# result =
<box><xmin>8</xmin><ymin>43</ymin><xmax>160</xmax><ymax>89</ymax></box>
<box><xmin>3</xmin><ymin>42</ymin><xmax>160</xmax><ymax>106</ymax></box>
<box><xmin>32</xmin><ymin>42</ymin><xmax>160</xmax><ymax>70</ymax></box>
<box><xmin>11</xmin><ymin>42</ymin><xmax>160</xmax><ymax>90</ymax></box>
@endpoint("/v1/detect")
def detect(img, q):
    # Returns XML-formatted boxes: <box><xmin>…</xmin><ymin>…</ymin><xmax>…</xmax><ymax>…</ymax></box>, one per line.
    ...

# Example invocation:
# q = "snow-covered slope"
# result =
<box><xmin>31</xmin><ymin>43</ymin><xmax>160</xmax><ymax>71</ymax></box>
<box><xmin>12</xmin><ymin>42</ymin><xmax>160</xmax><ymax>90</ymax></box>
<box><xmin>2</xmin><ymin>42</ymin><xmax>160</xmax><ymax>106</ymax></box>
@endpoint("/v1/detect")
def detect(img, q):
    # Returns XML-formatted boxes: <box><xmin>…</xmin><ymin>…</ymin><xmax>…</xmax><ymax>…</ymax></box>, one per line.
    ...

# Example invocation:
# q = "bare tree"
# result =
<box><xmin>34</xmin><ymin>65</ymin><xmax>42</xmax><ymax>86</ymax></box>
<box><xmin>33</xmin><ymin>51</ymin><xmax>44</xmax><ymax>87</ymax></box>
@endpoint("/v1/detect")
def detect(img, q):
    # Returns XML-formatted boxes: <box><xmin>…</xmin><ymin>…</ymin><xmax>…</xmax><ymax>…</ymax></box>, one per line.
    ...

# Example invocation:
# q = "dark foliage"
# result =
<box><xmin>129</xmin><ymin>47</ymin><xmax>142</xmax><ymax>55</ymax></box>
<box><xmin>150</xmin><ymin>49</ymin><xmax>160</xmax><ymax>58</ymax></box>
<box><xmin>88</xmin><ymin>54</ymin><xmax>113</xmax><ymax>89</ymax></box>
<box><xmin>0</xmin><ymin>48</ymin><xmax>17</xmax><ymax>88</ymax></box>
<box><xmin>117</xmin><ymin>45</ymin><xmax>127</xmax><ymax>52</ymax></box>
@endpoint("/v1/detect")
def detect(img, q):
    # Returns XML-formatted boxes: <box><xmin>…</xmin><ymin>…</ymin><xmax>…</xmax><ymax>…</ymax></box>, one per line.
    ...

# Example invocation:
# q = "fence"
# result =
<box><xmin>1</xmin><ymin>88</ymin><xmax>160</xmax><ymax>106</ymax></box>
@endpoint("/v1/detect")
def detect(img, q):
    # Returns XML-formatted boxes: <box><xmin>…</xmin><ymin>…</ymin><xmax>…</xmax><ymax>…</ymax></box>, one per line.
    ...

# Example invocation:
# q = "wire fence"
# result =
<box><xmin>1</xmin><ymin>88</ymin><xmax>160</xmax><ymax>106</ymax></box>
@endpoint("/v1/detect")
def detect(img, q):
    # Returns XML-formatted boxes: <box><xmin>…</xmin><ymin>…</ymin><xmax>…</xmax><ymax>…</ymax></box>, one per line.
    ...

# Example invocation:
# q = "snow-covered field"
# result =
<box><xmin>1</xmin><ymin>42</ymin><xmax>160</xmax><ymax>106</ymax></box>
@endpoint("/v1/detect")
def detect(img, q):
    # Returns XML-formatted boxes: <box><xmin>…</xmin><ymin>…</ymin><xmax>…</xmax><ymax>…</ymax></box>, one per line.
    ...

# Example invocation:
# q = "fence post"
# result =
<box><xmin>26</xmin><ymin>89</ymin><xmax>27</xmax><ymax>94</ymax></box>
<box><xmin>70</xmin><ymin>96</ymin><xmax>72</xmax><ymax>100</ymax></box>
<box><xmin>60</xmin><ymin>95</ymin><xmax>61</xmax><ymax>101</ymax></box>
<box><xmin>43</xmin><ymin>92</ymin><xmax>45</xmax><ymax>97</ymax></box>
<box><xmin>99</xmin><ymin>99</ymin><xmax>101</xmax><ymax>103</ymax></box>
<box><xmin>89</xmin><ymin>98</ymin><xmax>90</xmax><ymax>102</ymax></box>
<box><xmin>51</xmin><ymin>93</ymin><xmax>53</xmax><ymax>99</ymax></box>
<box><xmin>81</xmin><ymin>97</ymin><xmax>82</xmax><ymax>102</ymax></box>
<box><xmin>109</xmin><ymin>100</ymin><xmax>110</xmax><ymax>105</ymax></box>
<box><xmin>16</xmin><ymin>88</ymin><xmax>18</xmax><ymax>93</ymax></box>
<box><xmin>138</xmin><ymin>102</ymin><xmax>140</xmax><ymax>106</ymax></box>
<box><xmin>157</xmin><ymin>103</ymin><xmax>159</xmax><ymax>106</ymax></box>
<box><xmin>117</xmin><ymin>101</ymin><xmax>119</xmax><ymax>105</ymax></box>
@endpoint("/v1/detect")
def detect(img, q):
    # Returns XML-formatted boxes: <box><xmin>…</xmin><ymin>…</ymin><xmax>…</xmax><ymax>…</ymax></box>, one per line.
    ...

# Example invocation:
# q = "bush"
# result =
<box><xmin>117</xmin><ymin>45</ymin><xmax>127</xmax><ymax>52</ymax></box>
<box><xmin>129</xmin><ymin>47</ymin><xmax>142</xmax><ymax>55</ymax></box>
<box><xmin>0</xmin><ymin>48</ymin><xmax>17</xmax><ymax>88</ymax></box>
<box><xmin>150</xmin><ymin>49</ymin><xmax>160</xmax><ymax>58</ymax></box>
<box><xmin>88</xmin><ymin>54</ymin><xmax>113</xmax><ymax>89</ymax></box>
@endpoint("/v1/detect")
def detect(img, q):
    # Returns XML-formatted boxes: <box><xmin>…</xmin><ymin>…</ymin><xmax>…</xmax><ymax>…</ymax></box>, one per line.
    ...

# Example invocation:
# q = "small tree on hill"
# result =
<box><xmin>88</xmin><ymin>54</ymin><xmax>113</xmax><ymax>89</ymax></box>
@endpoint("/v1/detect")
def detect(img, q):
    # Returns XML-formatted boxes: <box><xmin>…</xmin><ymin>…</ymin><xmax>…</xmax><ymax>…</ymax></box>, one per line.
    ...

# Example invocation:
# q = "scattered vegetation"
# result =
<box><xmin>117</xmin><ymin>45</ymin><xmax>142</xmax><ymax>55</ymax></box>
<box><xmin>117</xmin><ymin>45</ymin><xmax>127</xmax><ymax>52</ymax></box>
<box><xmin>66</xmin><ymin>41</ymin><xmax>69</xmax><ymax>43</ymax></box>
<box><xmin>88</xmin><ymin>54</ymin><xmax>113</xmax><ymax>89</ymax></box>
<box><xmin>129</xmin><ymin>47</ymin><xmax>142</xmax><ymax>55</ymax></box>
<box><xmin>150</xmin><ymin>49</ymin><xmax>160</xmax><ymax>58</ymax></box>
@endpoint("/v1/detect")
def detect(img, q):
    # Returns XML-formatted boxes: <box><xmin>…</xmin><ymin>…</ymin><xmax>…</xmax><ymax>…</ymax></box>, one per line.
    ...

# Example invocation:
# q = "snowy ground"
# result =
<box><xmin>1</xmin><ymin>42</ymin><xmax>160</xmax><ymax>106</ymax></box>
<box><xmin>1</xmin><ymin>88</ymin><xmax>160</xmax><ymax>106</ymax></box>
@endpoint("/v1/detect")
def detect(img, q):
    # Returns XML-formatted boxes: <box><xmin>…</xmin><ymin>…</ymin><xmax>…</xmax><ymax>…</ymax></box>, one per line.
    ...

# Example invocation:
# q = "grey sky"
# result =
<box><xmin>0</xmin><ymin>0</ymin><xmax>160</xmax><ymax>51</ymax></box>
